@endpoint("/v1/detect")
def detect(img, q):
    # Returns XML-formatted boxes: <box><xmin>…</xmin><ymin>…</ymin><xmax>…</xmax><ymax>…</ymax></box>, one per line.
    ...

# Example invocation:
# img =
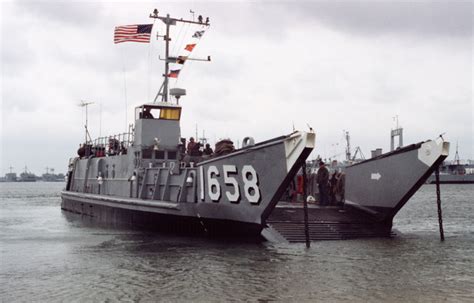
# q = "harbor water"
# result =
<box><xmin>1</xmin><ymin>182</ymin><xmax>473</xmax><ymax>302</ymax></box>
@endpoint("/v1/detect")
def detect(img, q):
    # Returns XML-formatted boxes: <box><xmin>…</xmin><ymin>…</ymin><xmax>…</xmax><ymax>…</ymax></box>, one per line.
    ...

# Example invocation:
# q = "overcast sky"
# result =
<box><xmin>1</xmin><ymin>0</ymin><xmax>472</xmax><ymax>175</ymax></box>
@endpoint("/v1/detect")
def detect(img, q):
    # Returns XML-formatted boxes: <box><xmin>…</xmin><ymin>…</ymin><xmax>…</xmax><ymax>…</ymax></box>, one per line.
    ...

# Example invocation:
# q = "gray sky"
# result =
<box><xmin>1</xmin><ymin>0</ymin><xmax>472</xmax><ymax>175</ymax></box>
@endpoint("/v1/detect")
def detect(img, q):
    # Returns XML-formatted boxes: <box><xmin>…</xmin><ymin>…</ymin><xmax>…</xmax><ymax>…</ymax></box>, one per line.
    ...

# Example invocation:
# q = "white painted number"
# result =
<box><xmin>203</xmin><ymin>164</ymin><xmax>261</xmax><ymax>204</ymax></box>
<box><xmin>223</xmin><ymin>165</ymin><xmax>240</xmax><ymax>203</ymax></box>
<box><xmin>242</xmin><ymin>165</ymin><xmax>261</xmax><ymax>204</ymax></box>
<box><xmin>207</xmin><ymin>165</ymin><xmax>221</xmax><ymax>202</ymax></box>
<box><xmin>199</xmin><ymin>165</ymin><xmax>205</xmax><ymax>201</ymax></box>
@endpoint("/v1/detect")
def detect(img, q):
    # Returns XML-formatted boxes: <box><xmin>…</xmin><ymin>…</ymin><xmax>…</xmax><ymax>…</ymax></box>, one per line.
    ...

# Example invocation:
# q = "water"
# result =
<box><xmin>1</xmin><ymin>182</ymin><xmax>473</xmax><ymax>302</ymax></box>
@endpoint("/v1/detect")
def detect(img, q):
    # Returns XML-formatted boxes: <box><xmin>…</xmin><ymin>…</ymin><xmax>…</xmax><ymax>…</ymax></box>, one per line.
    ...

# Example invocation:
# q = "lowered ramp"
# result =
<box><xmin>262</xmin><ymin>203</ymin><xmax>395</xmax><ymax>242</ymax></box>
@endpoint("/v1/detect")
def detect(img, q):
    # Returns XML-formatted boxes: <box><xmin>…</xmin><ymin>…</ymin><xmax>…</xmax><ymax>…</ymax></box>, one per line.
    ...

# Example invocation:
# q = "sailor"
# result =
<box><xmin>316</xmin><ymin>161</ymin><xmax>329</xmax><ymax>206</ymax></box>
<box><xmin>187</xmin><ymin>137</ymin><xmax>196</xmax><ymax>155</ymax></box>
<box><xmin>77</xmin><ymin>144</ymin><xmax>85</xmax><ymax>158</ymax></box>
<box><xmin>120</xmin><ymin>142</ymin><xmax>127</xmax><ymax>155</ymax></box>
<box><xmin>141</xmin><ymin>107</ymin><xmax>154</xmax><ymax>119</ymax></box>
<box><xmin>203</xmin><ymin>143</ymin><xmax>213</xmax><ymax>156</ymax></box>
<box><xmin>329</xmin><ymin>171</ymin><xmax>338</xmax><ymax>205</ymax></box>
<box><xmin>336</xmin><ymin>172</ymin><xmax>346</xmax><ymax>204</ymax></box>
<box><xmin>178</xmin><ymin>138</ymin><xmax>187</xmax><ymax>158</ymax></box>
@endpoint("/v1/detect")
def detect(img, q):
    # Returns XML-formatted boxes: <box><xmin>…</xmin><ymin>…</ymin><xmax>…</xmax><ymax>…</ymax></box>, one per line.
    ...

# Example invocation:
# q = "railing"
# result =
<box><xmin>80</xmin><ymin>128</ymin><xmax>134</xmax><ymax>158</ymax></box>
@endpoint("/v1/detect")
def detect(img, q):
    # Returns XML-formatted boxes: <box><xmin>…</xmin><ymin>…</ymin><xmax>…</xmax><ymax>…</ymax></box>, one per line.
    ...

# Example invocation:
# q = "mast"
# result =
<box><xmin>391</xmin><ymin>115</ymin><xmax>403</xmax><ymax>151</ymax></box>
<box><xmin>164</xmin><ymin>14</ymin><xmax>171</xmax><ymax>102</ymax></box>
<box><xmin>454</xmin><ymin>142</ymin><xmax>460</xmax><ymax>165</ymax></box>
<box><xmin>149</xmin><ymin>9</ymin><xmax>210</xmax><ymax>103</ymax></box>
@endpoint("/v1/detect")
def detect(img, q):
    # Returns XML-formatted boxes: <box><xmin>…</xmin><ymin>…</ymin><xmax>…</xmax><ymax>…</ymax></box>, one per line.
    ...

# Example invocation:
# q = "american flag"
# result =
<box><xmin>114</xmin><ymin>24</ymin><xmax>153</xmax><ymax>44</ymax></box>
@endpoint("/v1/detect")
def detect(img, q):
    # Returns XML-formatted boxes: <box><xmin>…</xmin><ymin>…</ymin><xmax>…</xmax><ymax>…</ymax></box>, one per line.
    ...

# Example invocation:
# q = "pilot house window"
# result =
<box><xmin>159</xmin><ymin>108</ymin><xmax>181</xmax><ymax>120</ymax></box>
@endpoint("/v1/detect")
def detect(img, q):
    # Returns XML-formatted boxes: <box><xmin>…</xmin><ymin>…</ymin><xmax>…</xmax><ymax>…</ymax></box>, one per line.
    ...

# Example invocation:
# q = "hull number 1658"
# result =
<box><xmin>199</xmin><ymin>165</ymin><xmax>261</xmax><ymax>204</ymax></box>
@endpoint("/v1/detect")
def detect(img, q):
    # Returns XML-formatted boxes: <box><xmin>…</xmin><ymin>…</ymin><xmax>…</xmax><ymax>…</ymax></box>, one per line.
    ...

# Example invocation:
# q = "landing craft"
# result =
<box><xmin>61</xmin><ymin>10</ymin><xmax>315</xmax><ymax>237</ymax></box>
<box><xmin>61</xmin><ymin>9</ymin><xmax>449</xmax><ymax>242</ymax></box>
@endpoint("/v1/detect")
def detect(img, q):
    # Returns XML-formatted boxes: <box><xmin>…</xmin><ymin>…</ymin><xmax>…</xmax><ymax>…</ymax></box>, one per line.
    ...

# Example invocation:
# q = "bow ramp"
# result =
<box><xmin>262</xmin><ymin>138</ymin><xmax>449</xmax><ymax>243</ymax></box>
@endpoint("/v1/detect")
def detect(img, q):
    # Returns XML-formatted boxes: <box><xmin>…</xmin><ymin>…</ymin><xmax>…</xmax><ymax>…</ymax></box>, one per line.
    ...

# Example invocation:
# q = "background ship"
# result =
<box><xmin>18</xmin><ymin>166</ymin><xmax>37</xmax><ymax>182</ymax></box>
<box><xmin>426</xmin><ymin>144</ymin><xmax>473</xmax><ymax>184</ymax></box>
<box><xmin>41</xmin><ymin>168</ymin><xmax>66</xmax><ymax>182</ymax></box>
<box><xmin>1</xmin><ymin>166</ymin><xmax>18</xmax><ymax>182</ymax></box>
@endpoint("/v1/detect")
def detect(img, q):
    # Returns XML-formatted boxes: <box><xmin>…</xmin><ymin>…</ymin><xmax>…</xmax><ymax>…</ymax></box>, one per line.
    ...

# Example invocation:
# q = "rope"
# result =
<box><xmin>171</xmin><ymin>22</ymin><xmax>188</xmax><ymax>55</ymax></box>
<box><xmin>174</xmin><ymin>24</ymin><xmax>211</xmax><ymax>87</ymax></box>
<box><xmin>170</xmin><ymin>22</ymin><xmax>190</xmax><ymax>88</ymax></box>
<box><xmin>147</xmin><ymin>19</ymin><xmax>157</xmax><ymax>102</ymax></box>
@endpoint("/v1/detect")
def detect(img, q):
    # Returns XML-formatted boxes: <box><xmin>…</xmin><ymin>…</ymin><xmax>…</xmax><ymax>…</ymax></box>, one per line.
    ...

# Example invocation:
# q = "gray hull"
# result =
<box><xmin>61</xmin><ymin>131</ymin><xmax>315</xmax><ymax>237</ymax></box>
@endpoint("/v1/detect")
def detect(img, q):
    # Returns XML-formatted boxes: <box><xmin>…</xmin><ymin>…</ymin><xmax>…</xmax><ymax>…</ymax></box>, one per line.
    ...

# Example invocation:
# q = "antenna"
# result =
<box><xmin>344</xmin><ymin>130</ymin><xmax>351</xmax><ymax>161</ymax></box>
<box><xmin>99</xmin><ymin>103</ymin><xmax>102</xmax><ymax>138</ymax></box>
<box><xmin>199</xmin><ymin>130</ymin><xmax>208</xmax><ymax>145</ymax></box>
<box><xmin>79</xmin><ymin>100</ymin><xmax>94</xmax><ymax>144</ymax></box>
<box><xmin>149</xmin><ymin>9</ymin><xmax>211</xmax><ymax>103</ymax></box>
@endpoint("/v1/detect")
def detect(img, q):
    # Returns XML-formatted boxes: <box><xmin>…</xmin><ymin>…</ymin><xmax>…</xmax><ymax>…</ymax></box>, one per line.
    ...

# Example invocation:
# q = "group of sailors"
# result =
<box><xmin>77</xmin><ymin>137</ymin><xmax>128</xmax><ymax>159</ymax></box>
<box><xmin>77</xmin><ymin>135</ymin><xmax>236</xmax><ymax>162</ymax></box>
<box><xmin>179</xmin><ymin>137</ymin><xmax>235</xmax><ymax>164</ymax></box>
<box><xmin>315</xmin><ymin>161</ymin><xmax>345</xmax><ymax>206</ymax></box>
<box><xmin>287</xmin><ymin>161</ymin><xmax>345</xmax><ymax>206</ymax></box>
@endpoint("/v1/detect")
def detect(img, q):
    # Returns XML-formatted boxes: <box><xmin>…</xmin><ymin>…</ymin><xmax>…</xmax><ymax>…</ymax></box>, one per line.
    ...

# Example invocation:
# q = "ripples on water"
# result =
<box><xmin>1</xmin><ymin>182</ymin><xmax>473</xmax><ymax>302</ymax></box>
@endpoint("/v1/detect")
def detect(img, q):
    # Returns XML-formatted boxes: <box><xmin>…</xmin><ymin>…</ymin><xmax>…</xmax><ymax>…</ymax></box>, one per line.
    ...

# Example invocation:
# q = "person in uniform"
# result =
<box><xmin>203</xmin><ymin>143</ymin><xmax>213</xmax><ymax>156</ymax></box>
<box><xmin>141</xmin><ymin>107</ymin><xmax>154</xmax><ymax>119</ymax></box>
<box><xmin>329</xmin><ymin>171</ymin><xmax>339</xmax><ymax>204</ymax></box>
<box><xmin>316</xmin><ymin>161</ymin><xmax>329</xmax><ymax>206</ymax></box>
<box><xmin>187</xmin><ymin>137</ymin><xmax>196</xmax><ymax>155</ymax></box>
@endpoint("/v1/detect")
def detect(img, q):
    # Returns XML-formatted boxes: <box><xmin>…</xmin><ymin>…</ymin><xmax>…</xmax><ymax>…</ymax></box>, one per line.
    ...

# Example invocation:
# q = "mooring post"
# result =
<box><xmin>302</xmin><ymin>161</ymin><xmax>310</xmax><ymax>248</ymax></box>
<box><xmin>435</xmin><ymin>166</ymin><xmax>445</xmax><ymax>241</ymax></box>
